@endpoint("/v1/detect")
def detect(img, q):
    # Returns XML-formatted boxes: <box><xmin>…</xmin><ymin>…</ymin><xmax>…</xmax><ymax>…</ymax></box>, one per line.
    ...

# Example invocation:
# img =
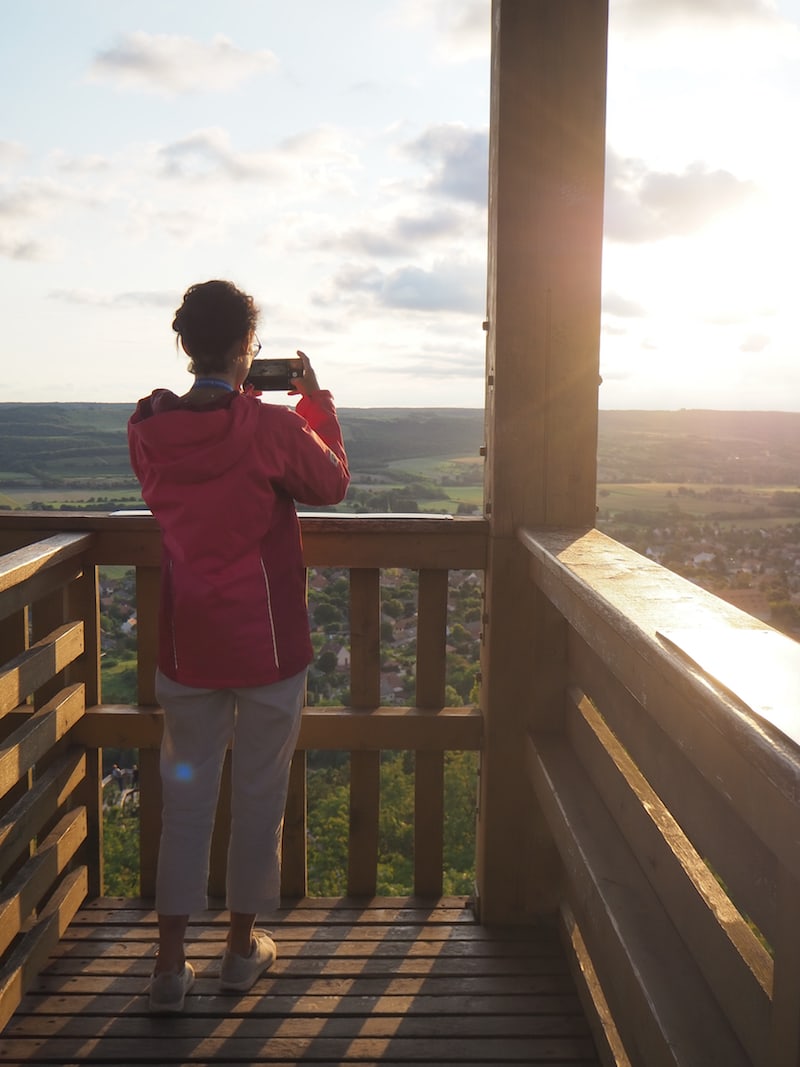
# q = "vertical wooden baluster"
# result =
<box><xmin>348</xmin><ymin>569</ymin><xmax>380</xmax><ymax>896</ymax></box>
<box><xmin>208</xmin><ymin>754</ymin><xmax>231</xmax><ymax>902</ymax></box>
<box><xmin>138</xmin><ymin>750</ymin><xmax>161</xmax><ymax>899</ymax></box>
<box><xmin>135</xmin><ymin>567</ymin><xmax>160</xmax><ymax>706</ymax></box>
<box><xmin>414</xmin><ymin>569</ymin><xmax>449</xmax><ymax>897</ymax></box>
<box><xmin>416</xmin><ymin>569</ymin><xmax>448</xmax><ymax>709</ymax></box>
<box><xmin>67</xmin><ymin>562</ymin><xmax>102</xmax><ymax>899</ymax></box>
<box><xmin>281</xmin><ymin>751</ymin><xmax>308</xmax><ymax>900</ymax></box>
<box><xmin>135</xmin><ymin>566</ymin><xmax>161</xmax><ymax>898</ymax></box>
<box><xmin>350</xmin><ymin>569</ymin><xmax>381</xmax><ymax>708</ymax></box>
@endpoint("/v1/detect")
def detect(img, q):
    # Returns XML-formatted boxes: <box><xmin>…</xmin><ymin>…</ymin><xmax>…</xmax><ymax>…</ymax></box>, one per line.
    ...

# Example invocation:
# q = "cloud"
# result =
<box><xmin>0</xmin><ymin>235</ymin><xmax>53</xmax><ymax>262</ymax></box>
<box><xmin>0</xmin><ymin>178</ymin><xmax>79</xmax><ymax>220</ymax></box>
<box><xmin>157</xmin><ymin>128</ymin><xmax>280</xmax><ymax>182</ymax></box>
<box><xmin>402</xmin><ymin>124</ymin><xmax>488</xmax><ymax>205</ymax></box>
<box><xmin>156</xmin><ymin>126</ymin><xmax>357</xmax><ymax>192</ymax></box>
<box><xmin>0</xmin><ymin>141</ymin><xmax>26</xmax><ymax>167</ymax></box>
<box><xmin>320</xmin><ymin>207</ymin><xmax>467</xmax><ymax>257</ymax></box>
<box><xmin>0</xmin><ymin>178</ymin><xmax>94</xmax><ymax>261</ymax></box>
<box><xmin>323</xmin><ymin>258</ymin><xmax>485</xmax><ymax>314</ymax></box>
<box><xmin>88</xmin><ymin>32</ymin><xmax>278</xmax><ymax>95</ymax></box>
<box><xmin>51</xmin><ymin>152</ymin><xmax>112</xmax><ymax>175</ymax></box>
<box><xmin>604</xmin><ymin>150</ymin><xmax>757</xmax><ymax>242</ymax></box>
<box><xmin>739</xmin><ymin>333</ymin><xmax>771</xmax><ymax>353</ymax></box>
<box><xmin>614</xmin><ymin>0</ymin><xmax>780</xmax><ymax>31</ymax></box>
<box><xmin>49</xmin><ymin>288</ymin><xmax>176</xmax><ymax>308</ymax></box>
<box><xmin>395</xmin><ymin>1</ymin><xmax>489</xmax><ymax>61</ymax></box>
<box><xmin>603</xmin><ymin>292</ymin><xmax>646</xmax><ymax>318</ymax></box>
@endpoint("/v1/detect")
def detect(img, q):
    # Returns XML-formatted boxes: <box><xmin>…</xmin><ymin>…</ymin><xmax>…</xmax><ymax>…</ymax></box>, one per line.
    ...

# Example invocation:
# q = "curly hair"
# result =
<box><xmin>172</xmin><ymin>280</ymin><xmax>259</xmax><ymax>375</ymax></box>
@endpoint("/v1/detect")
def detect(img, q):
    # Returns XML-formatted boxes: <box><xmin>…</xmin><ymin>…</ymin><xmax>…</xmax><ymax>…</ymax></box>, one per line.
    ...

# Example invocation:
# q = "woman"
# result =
<box><xmin>128</xmin><ymin>279</ymin><xmax>349</xmax><ymax>1013</ymax></box>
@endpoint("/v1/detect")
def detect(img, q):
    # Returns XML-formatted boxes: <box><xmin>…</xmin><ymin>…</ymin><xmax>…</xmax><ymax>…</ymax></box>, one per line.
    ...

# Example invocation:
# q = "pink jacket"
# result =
<box><xmin>127</xmin><ymin>389</ymin><xmax>349</xmax><ymax>688</ymax></box>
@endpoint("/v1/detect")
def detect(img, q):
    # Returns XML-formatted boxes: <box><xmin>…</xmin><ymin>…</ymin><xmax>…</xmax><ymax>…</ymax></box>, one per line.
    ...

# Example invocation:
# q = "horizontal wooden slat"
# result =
<box><xmin>0</xmin><ymin>685</ymin><xmax>85</xmax><ymax>801</ymax></box>
<box><xmin>0</xmin><ymin>534</ymin><xmax>93</xmax><ymax>596</ymax></box>
<box><xmin>571</xmin><ymin>630</ymin><xmax>779</xmax><ymax>946</ymax></box>
<box><xmin>0</xmin><ymin>556</ymin><xmax>83</xmax><ymax>626</ymax></box>
<box><xmin>0</xmin><ymin>807</ymin><xmax>87</xmax><ymax>956</ymax></box>
<box><xmin>71</xmin><ymin>704</ymin><xmax>483</xmax><ymax>751</ymax></box>
<box><xmin>0</xmin><ymin>747</ymin><xmax>86</xmax><ymax>883</ymax></box>
<box><xmin>526</xmin><ymin>730</ymin><xmax>751</xmax><ymax>1067</ymax></box>
<box><xmin>0</xmin><ymin>864</ymin><xmax>87</xmax><ymax>1034</ymax></box>
<box><xmin>0</xmin><ymin>513</ymin><xmax>488</xmax><ymax>570</ymax></box>
<box><xmin>567</xmin><ymin>687</ymin><xmax>771</xmax><ymax>1062</ymax></box>
<box><xmin>0</xmin><ymin>622</ymin><xmax>85</xmax><ymax>717</ymax></box>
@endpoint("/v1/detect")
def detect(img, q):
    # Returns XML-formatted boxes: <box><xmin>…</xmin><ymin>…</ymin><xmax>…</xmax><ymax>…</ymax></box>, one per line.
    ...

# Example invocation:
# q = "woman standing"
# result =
<box><xmin>128</xmin><ymin>279</ymin><xmax>349</xmax><ymax>1013</ymax></box>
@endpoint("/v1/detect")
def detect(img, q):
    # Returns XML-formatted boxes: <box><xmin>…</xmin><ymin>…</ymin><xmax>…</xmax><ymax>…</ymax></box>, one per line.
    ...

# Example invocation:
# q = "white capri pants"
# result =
<box><xmin>154</xmin><ymin>667</ymin><xmax>306</xmax><ymax>916</ymax></box>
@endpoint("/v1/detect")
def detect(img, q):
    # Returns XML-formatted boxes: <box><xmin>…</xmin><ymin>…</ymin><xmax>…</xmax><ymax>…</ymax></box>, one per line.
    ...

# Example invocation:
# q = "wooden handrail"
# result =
<box><xmin>0</xmin><ymin>532</ymin><xmax>94</xmax><ymax>596</ymax></box>
<box><xmin>520</xmin><ymin>525</ymin><xmax>800</xmax><ymax>1067</ymax></box>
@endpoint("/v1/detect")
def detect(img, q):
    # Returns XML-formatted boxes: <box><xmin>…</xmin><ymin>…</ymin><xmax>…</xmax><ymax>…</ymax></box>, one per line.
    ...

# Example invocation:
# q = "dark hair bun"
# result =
<box><xmin>173</xmin><ymin>280</ymin><xmax>259</xmax><ymax>375</ymax></box>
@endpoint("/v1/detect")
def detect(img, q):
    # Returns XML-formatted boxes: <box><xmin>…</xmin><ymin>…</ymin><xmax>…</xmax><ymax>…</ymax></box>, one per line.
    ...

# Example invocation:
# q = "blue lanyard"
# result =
<box><xmin>193</xmin><ymin>378</ymin><xmax>235</xmax><ymax>392</ymax></box>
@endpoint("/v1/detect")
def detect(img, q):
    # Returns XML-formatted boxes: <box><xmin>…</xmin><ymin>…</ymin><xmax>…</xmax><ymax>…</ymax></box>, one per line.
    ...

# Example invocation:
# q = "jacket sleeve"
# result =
<box><xmin>273</xmin><ymin>391</ymin><xmax>350</xmax><ymax>506</ymax></box>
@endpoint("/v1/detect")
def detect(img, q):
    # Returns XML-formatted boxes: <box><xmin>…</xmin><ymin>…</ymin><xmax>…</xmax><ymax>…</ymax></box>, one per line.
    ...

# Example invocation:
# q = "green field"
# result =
<box><xmin>598</xmin><ymin>482</ymin><xmax>800</xmax><ymax>529</ymax></box>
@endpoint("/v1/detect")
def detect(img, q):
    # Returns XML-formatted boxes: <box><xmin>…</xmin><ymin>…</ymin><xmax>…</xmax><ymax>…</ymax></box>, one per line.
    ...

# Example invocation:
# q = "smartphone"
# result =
<box><xmin>245</xmin><ymin>358</ymin><xmax>304</xmax><ymax>392</ymax></box>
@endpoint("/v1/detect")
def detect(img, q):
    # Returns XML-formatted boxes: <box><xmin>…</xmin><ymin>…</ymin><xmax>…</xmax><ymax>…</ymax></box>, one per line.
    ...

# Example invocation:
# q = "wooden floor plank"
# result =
<box><xmin>0</xmin><ymin>897</ymin><xmax>601</xmax><ymax>1065</ymax></box>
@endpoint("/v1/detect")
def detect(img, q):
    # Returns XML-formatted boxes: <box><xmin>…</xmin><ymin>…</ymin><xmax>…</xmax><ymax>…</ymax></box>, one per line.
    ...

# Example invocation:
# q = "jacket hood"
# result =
<box><xmin>128</xmin><ymin>390</ymin><xmax>262</xmax><ymax>486</ymax></box>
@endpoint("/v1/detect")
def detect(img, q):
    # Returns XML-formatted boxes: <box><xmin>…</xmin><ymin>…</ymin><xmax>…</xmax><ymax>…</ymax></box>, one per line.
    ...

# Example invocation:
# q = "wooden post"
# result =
<box><xmin>67</xmin><ymin>563</ymin><xmax>103</xmax><ymax>900</ymax></box>
<box><xmin>348</xmin><ymin>569</ymin><xmax>381</xmax><ymax>896</ymax></box>
<box><xmin>135</xmin><ymin>566</ymin><xmax>162</xmax><ymax>898</ymax></box>
<box><xmin>477</xmin><ymin>0</ymin><xmax>608</xmax><ymax>923</ymax></box>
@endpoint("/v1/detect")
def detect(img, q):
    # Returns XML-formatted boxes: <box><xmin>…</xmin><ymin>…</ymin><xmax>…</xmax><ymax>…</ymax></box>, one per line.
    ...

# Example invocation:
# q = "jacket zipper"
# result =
<box><xmin>260</xmin><ymin>557</ymin><xmax>280</xmax><ymax>670</ymax></box>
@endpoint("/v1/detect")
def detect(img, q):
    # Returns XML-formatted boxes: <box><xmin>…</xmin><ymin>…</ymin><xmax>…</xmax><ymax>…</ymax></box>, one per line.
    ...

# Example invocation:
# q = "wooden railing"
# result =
<box><xmin>3</xmin><ymin>512</ymin><xmax>798</xmax><ymax>1065</ymax></box>
<box><xmin>0</xmin><ymin>513</ymin><xmax>485</xmax><ymax>1029</ymax></box>
<box><xmin>0</xmin><ymin>531</ymin><xmax>100</xmax><ymax>1031</ymax></box>
<box><xmin>521</xmin><ymin>526</ymin><xmax>800</xmax><ymax>1067</ymax></box>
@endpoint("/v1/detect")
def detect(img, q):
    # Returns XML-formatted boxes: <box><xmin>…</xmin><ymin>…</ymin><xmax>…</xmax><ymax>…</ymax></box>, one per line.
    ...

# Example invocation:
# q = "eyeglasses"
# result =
<box><xmin>250</xmin><ymin>334</ymin><xmax>262</xmax><ymax>357</ymax></box>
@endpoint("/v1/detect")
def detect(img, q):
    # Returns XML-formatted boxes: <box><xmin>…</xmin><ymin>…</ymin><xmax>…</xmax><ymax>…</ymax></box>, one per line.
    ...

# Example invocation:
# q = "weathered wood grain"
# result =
<box><xmin>0</xmin><ymin>897</ymin><xmax>600</xmax><ymax>1065</ymax></box>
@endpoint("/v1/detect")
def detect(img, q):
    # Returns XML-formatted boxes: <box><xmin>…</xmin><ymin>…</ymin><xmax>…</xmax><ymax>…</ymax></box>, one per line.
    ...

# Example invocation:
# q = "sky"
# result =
<box><xmin>1</xmin><ymin>0</ymin><xmax>799</xmax><ymax>411</ymax></box>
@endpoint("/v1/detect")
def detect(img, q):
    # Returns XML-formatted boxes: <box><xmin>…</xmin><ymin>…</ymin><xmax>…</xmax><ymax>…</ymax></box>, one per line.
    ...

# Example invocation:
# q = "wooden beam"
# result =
<box><xmin>477</xmin><ymin>0</ymin><xmax>609</xmax><ymax>924</ymax></box>
<box><xmin>0</xmin><ymin>747</ymin><xmax>86</xmax><ymax>883</ymax></box>
<box><xmin>0</xmin><ymin>534</ymin><xmax>93</xmax><ymax>596</ymax></box>
<box><xmin>527</xmin><ymin>731</ymin><xmax>751</xmax><ymax>1067</ymax></box>
<box><xmin>72</xmin><ymin>704</ymin><xmax>483</xmax><ymax>752</ymax></box>
<box><xmin>0</xmin><ymin>685</ymin><xmax>85</xmax><ymax>802</ymax></box>
<box><xmin>0</xmin><ymin>807</ymin><xmax>87</xmax><ymax>957</ymax></box>
<box><xmin>0</xmin><ymin>865</ymin><xmax>87</xmax><ymax>1034</ymax></box>
<box><xmin>0</xmin><ymin>622</ymin><xmax>84</xmax><ymax>718</ymax></box>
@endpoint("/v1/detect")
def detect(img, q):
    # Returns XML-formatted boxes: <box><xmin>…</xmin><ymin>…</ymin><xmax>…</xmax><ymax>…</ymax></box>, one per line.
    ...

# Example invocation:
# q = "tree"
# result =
<box><xmin>103</xmin><ymin>807</ymin><xmax>139</xmax><ymax>896</ymax></box>
<box><xmin>314</xmin><ymin>601</ymin><xmax>341</xmax><ymax>628</ymax></box>
<box><xmin>317</xmin><ymin>650</ymin><xmax>339</xmax><ymax>675</ymax></box>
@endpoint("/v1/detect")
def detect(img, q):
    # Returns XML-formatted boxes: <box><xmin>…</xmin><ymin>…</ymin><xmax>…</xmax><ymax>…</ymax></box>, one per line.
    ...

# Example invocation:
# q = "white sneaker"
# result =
<box><xmin>148</xmin><ymin>962</ymin><xmax>195</xmax><ymax>1013</ymax></box>
<box><xmin>219</xmin><ymin>931</ymin><xmax>277</xmax><ymax>992</ymax></box>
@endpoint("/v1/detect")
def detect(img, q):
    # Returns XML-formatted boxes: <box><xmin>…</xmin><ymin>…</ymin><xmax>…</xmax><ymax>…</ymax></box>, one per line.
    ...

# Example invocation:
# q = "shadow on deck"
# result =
<box><xmin>0</xmin><ymin>897</ymin><xmax>601</xmax><ymax>1065</ymax></box>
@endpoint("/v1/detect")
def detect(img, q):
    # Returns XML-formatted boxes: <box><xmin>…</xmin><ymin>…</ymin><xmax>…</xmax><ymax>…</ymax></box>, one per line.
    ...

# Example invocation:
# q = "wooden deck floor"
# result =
<box><xmin>0</xmin><ymin>897</ymin><xmax>601</xmax><ymax>1066</ymax></box>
